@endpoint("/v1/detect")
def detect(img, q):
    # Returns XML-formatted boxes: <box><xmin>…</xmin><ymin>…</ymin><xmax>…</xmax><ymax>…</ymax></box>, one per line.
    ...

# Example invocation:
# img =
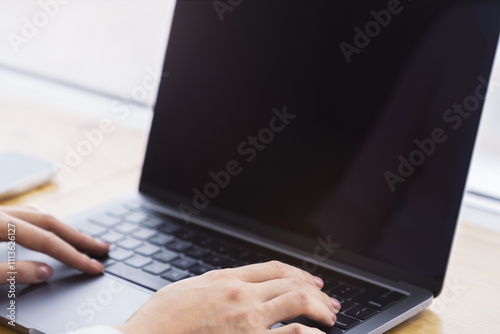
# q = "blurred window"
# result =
<box><xmin>0</xmin><ymin>0</ymin><xmax>175</xmax><ymax>107</ymax></box>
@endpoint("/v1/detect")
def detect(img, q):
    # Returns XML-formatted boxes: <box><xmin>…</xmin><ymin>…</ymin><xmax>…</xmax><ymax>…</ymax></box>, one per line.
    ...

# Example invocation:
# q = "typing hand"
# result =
<box><xmin>0</xmin><ymin>205</ymin><xmax>109</xmax><ymax>284</ymax></box>
<box><xmin>117</xmin><ymin>261</ymin><xmax>341</xmax><ymax>334</ymax></box>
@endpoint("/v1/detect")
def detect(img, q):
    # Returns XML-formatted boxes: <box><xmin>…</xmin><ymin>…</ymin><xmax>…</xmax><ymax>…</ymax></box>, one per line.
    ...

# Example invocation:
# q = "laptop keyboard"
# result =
<box><xmin>78</xmin><ymin>200</ymin><xmax>406</xmax><ymax>333</ymax></box>
<box><xmin>303</xmin><ymin>276</ymin><xmax>406</xmax><ymax>331</ymax></box>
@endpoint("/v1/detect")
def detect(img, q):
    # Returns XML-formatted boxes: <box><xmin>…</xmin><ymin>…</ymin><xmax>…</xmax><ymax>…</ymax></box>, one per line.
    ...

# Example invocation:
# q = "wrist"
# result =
<box><xmin>115</xmin><ymin>320</ymin><xmax>166</xmax><ymax>334</ymax></box>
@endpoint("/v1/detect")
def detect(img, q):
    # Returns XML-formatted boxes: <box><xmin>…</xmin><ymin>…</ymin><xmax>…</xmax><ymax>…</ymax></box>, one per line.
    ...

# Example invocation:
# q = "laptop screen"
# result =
<box><xmin>141</xmin><ymin>0</ymin><xmax>500</xmax><ymax>295</ymax></box>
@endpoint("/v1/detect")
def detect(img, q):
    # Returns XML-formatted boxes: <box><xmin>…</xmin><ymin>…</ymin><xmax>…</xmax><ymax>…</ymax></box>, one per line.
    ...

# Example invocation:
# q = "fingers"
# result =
<box><xmin>262</xmin><ymin>289</ymin><xmax>336</xmax><ymax>328</ymax></box>
<box><xmin>0</xmin><ymin>216</ymin><xmax>104</xmax><ymax>274</ymax></box>
<box><xmin>270</xmin><ymin>323</ymin><xmax>325</xmax><ymax>334</ymax></box>
<box><xmin>256</xmin><ymin>278</ymin><xmax>339</xmax><ymax>314</ymax></box>
<box><xmin>236</xmin><ymin>261</ymin><xmax>321</xmax><ymax>288</ymax></box>
<box><xmin>231</xmin><ymin>261</ymin><xmax>338</xmax><ymax>327</ymax></box>
<box><xmin>0</xmin><ymin>261</ymin><xmax>53</xmax><ymax>285</ymax></box>
<box><xmin>2</xmin><ymin>206</ymin><xmax>108</xmax><ymax>256</ymax></box>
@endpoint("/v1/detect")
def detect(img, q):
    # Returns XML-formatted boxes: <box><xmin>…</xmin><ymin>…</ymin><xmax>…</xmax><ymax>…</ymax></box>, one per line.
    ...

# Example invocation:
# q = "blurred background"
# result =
<box><xmin>0</xmin><ymin>0</ymin><xmax>175</xmax><ymax>128</ymax></box>
<box><xmin>0</xmin><ymin>0</ymin><xmax>498</xmax><ymax>228</ymax></box>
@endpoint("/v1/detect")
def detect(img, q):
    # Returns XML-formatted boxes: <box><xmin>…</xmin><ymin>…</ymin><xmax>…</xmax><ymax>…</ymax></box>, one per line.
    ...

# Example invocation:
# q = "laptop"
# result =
<box><xmin>2</xmin><ymin>1</ymin><xmax>500</xmax><ymax>333</ymax></box>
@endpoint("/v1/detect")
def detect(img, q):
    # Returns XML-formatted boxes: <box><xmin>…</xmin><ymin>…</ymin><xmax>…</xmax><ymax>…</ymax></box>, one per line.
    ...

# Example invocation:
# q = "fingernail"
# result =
<box><xmin>331</xmin><ymin>311</ymin><xmax>337</xmax><ymax>323</ymax></box>
<box><xmin>91</xmin><ymin>259</ymin><xmax>105</xmax><ymax>272</ymax></box>
<box><xmin>36</xmin><ymin>265</ymin><xmax>53</xmax><ymax>280</ymax></box>
<box><xmin>96</xmin><ymin>239</ymin><xmax>109</xmax><ymax>248</ymax></box>
<box><xmin>313</xmin><ymin>276</ymin><xmax>324</xmax><ymax>287</ymax></box>
<box><xmin>331</xmin><ymin>298</ymin><xmax>341</xmax><ymax>312</ymax></box>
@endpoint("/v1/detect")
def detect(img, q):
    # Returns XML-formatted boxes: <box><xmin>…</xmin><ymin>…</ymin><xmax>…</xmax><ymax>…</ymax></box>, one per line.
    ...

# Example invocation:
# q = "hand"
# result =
<box><xmin>0</xmin><ymin>205</ymin><xmax>109</xmax><ymax>284</ymax></box>
<box><xmin>117</xmin><ymin>261</ymin><xmax>341</xmax><ymax>334</ymax></box>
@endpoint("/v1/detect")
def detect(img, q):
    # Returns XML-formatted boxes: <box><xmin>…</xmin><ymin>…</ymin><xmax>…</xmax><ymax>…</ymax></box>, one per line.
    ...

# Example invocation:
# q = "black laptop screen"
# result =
<box><xmin>141</xmin><ymin>0</ymin><xmax>500</xmax><ymax>294</ymax></box>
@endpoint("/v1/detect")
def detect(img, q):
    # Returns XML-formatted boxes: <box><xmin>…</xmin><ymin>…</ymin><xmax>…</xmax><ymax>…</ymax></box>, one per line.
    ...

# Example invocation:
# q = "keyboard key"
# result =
<box><xmin>166</xmin><ymin>239</ymin><xmax>192</xmax><ymax>252</ymax></box>
<box><xmin>124</xmin><ymin>211</ymin><xmax>149</xmax><ymax>224</ymax></box>
<box><xmin>143</xmin><ymin>261</ymin><xmax>171</xmax><ymax>275</ymax></box>
<box><xmin>328</xmin><ymin>328</ymin><xmax>343</xmax><ymax>334</ymax></box>
<box><xmin>115</xmin><ymin>222</ymin><xmax>138</xmax><ymax>234</ymax></box>
<box><xmin>99</xmin><ymin>231</ymin><xmax>125</xmax><ymax>243</ymax></box>
<box><xmin>176</xmin><ymin>229</ymin><xmax>202</xmax><ymax>241</ymax></box>
<box><xmin>353</xmin><ymin>291</ymin><xmax>405</xmax><ymax>310</ymax></box>
<box><xmin>210</xmin><ymin>242</ymin><xmax>237</xmax><ymax>254</ymax></box>
<box><xmin>150</xmin><ymin>234</ymin><xmax>175</xmax><ymax>246</ymax></box>
<box><xmin>90</xmin><ymin>214</ymin><xmax>121</xmax><ymax>227</ymax></box>
<box><xmin>236</xmin><ymin>251</ymin><xmax>259</xmax><ymax>262</ymax></box>
<box><xmin>198</xmin><ymin>237</ymin><xmax>217</xmax><ymax>248</ymax></box>
<box><xmin>226</xmin><ymin>246</ymin><xmax>248</xmax><ymax>258</ymax></box>
<box><xmin>135</xmin><ymin>243</ymin><xmax>161</xmax><ymax>256</ymax></box>
<box><xmin>132</xmin><ymin>228</ymin><xmax>157</xmax><ymax>240</ymax></box>
<box><xmin>331</xmin><ymin>296</ymin><xmax>356</xmax><ymax>311</ymax></box>
<box><xmin>322</xmin><ymin>277</ymin><xmax>341</xmax><ymax>291</ymax></box>
<box><xmin>161</xmin><ymin>268</ymin><xmax>190</xmax><ymax>281</ymax></box>
<box><xmin>153</xmin><ymin>249</ymin><xmax>179</xmax><ymax>263</ymax></box>
<box><xmin>171</xmin><ymin>257</ymin><xmax>198</xmax><ymax>270</ymax></box>
<box><xmin>142</xmin><ymin>216</ymin><xmax>164</xmax><ymax>228</ymax></box>
<box><xmin>100</xmin><ymin>258</ymin><xmax>115</xmax><ymax>267</ymax></box>
<box><xmin>283</xmin><ymin>316</ymin><xmax>343</xmax><ymax>333</ymax></box>
<box><xmin>345</xmin><ymin>304</ymin><xmax>377</xmax><ymax>320</ymax></box>
<box><xmin>159</xmin><ymin>221</ymin><xmax>182</xmax><ymax>234</ymax></box>
<box><xmin>125</xmin><ymin>255</ymin><xmax>152</xmax><ymax>268</ymax></box>
<box><xmin>184</xmin><ymin>246</ymin><xmax>210</xmax><ymax>259</ymax></box>
<box><xmin>329</xmin><ymin>284</ymin><xmax>363</xmax><ymax>298</ymax></box>
<box><xmin>190</xmin><ymin>263</ymin><xmax>216</xmax><ymax>275</ymax></box>
<box><xmin>203</xmin><ymin>253</ymin><xmax>231</xmax><ymax>267</ymax></box>
<box><xmin>334</xmin><ymin>314</ymin><xmax>360</xmax><ymax>330</ymax></box>
<box><xmin>228</xmin><ymin>259</ymin><xmax>247</xmax><ymax>268</ymax></box>
<box><xmin>77</xmin><ymin>221</ymin><xmax>107</xmax><ymax>236</ymax></box>
<box><xmin>106</xmin><ymin>206</ymin><xmax>130</xmax><ymax>217</ymax></box>
<box><xmin>108</xmin><ymin>247</ymin><xmax>134</xmax><ymax>261</ymax></box>
<box><xmin>117</xmin><ymin>237</ymin><xmax>143</xmax><ymax>250</ymax></box>
<box><xmin>105</xmin><ymin>262</ymin><xmax>171</xmax><ymax>291</ymax></box>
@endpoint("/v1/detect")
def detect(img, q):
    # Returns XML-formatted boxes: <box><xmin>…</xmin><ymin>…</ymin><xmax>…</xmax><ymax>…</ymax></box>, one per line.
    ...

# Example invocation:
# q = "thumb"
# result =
<box><xmin>0</xmin><ymin>261</ymin><xmax>53</xmax><ymax>284</ymax></box>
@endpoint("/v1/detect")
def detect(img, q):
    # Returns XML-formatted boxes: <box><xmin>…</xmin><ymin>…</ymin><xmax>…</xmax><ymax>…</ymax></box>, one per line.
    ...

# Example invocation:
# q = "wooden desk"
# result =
<box><xmin>1</xmin><ymin>91</ymin><xmax>499</xmax><ymax>333</ymax></box>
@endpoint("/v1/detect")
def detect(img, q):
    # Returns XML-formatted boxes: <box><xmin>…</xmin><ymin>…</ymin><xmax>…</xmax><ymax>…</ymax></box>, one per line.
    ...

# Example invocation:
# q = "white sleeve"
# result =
<box><xmin>69</xmin><ymin>325</ymin><xmax>123</xmax><ymax>334</ymax></box>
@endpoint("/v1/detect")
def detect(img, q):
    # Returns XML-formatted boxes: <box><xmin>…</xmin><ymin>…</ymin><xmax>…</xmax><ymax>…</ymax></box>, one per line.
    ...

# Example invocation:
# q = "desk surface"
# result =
<box><xmin>1</xmin><ymin>92</ymin><xmax>499</xmax><ymax>334</ymax></box>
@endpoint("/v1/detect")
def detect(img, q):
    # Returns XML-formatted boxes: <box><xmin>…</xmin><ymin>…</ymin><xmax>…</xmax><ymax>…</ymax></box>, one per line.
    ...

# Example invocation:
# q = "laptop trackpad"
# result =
<box><xmin>13</xmin><ymin>272</ymin><xmax>152</xmax><ymax>333</ymax></box>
